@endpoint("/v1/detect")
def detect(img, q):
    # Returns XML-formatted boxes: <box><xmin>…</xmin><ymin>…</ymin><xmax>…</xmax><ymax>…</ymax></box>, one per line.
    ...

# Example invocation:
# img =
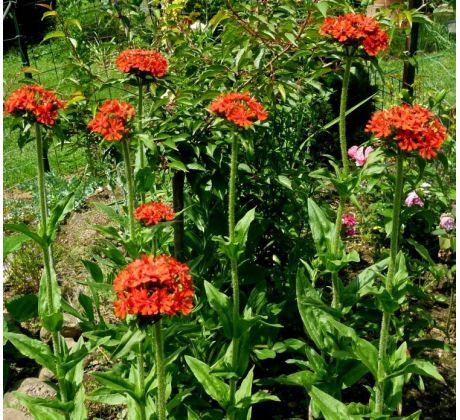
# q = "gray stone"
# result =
<box><xmin>61</xmin><ymin>313</ymin><xmax>82</xmax><ymax>339</ymax></box>
<box><xmin>65</xmin><ymin>336</ymin><xmax>77</xmax><ymax>351</ymax></box>
<box><xmin>16</xmin><ymin>377</ymin><xmax>56</xmax><ymax>399</ymax></box>
<box><xmin>39</xmin><ymin>327</ymin><xmax>52</xmax><ymax>343</ymax></box>
<box><xmin>4</xmin><ymin>378</ymin><xmax>56</xmax><ymax>415</ymax></box>
<box><xmin>38</xmin><ymin>367</ymin><xmax>55</xmax><ymax>381</ymax></box>
<box><xmin>3</xmin><ymin>408</ymin><xmax>32</xmax><ymax>420</ymax></box>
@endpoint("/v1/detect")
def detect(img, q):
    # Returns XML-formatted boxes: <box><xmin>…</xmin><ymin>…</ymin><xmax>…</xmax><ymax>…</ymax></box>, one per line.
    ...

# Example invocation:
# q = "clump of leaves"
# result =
<box><xmin>4</xmin><ymin>241</ymin><xmax>43</xmax><ymax>295</ymax></box>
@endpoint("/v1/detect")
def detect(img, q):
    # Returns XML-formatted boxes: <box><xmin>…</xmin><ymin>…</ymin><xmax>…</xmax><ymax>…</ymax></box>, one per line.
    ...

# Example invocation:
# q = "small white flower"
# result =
<box><xmin>190</xmin><ymin>21</ymin><xmax>206</xmax><ymax>32</ymax></box>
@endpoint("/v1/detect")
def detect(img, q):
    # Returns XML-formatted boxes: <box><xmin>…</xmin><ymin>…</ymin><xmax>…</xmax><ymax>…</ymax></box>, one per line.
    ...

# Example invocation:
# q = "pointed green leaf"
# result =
<box><xmin>185</xmin><ymin>356</ymin><xmax>230</xmax><ymax>409</ymax></box>
<box><xmin>4</xmin><ymin>332</ymin><xmax>56</xmax><ymax>373</ymax></box>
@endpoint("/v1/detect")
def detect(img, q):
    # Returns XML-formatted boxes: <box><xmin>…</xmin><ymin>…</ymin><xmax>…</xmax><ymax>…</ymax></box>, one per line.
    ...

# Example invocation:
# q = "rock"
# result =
<box><xmin>65</xmin><ymin>337</ymin><xmax>77</xmax><ymax>351</ymax></box>
<box><xmin>38</xmin><ymin>367</ymin><xmax>55</xmax><ymax>381</ymax></box>
<box><xmin>4</xmin><ymin>378</ymin><xmax>56</xmax><ymax>415</ymax></box>
<box><xmin>3</xmin><ymin>392</ymin><xmax>23</xmax><ymax>411</ymax></box>
<box><xmin>39</xmin><ymin>327</ymin><xmax>52</xmax><ymax>343</ymax></box>
<box><xmin>61</xmin><ymin>313</ymin><xmax>82</xmax><ymax>339</ymax></box>
<box><xmin>40</xmin><ymin>314</ymin><xmax>82</xmax><ymax>341</ymax></box>
<box><xmin>3</xmin><ymin>408</ymin><xmax>31</xmax><ymax>420</ymax></box>
<box><xmin>16</xmin><ymin>377</ymin><xmax>56</xmax><ymax>399</ymax></box>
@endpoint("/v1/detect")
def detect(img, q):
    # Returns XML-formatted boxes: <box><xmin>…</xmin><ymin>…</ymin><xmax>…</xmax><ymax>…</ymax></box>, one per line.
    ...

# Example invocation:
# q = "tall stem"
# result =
<box><xmin>121</xmin><ymin>138</ymin><xmax>136</xmax><ymax>239</ymax></box>
<box><xmin>35</xmin><ymin>123</ymin><xmax>68</xmax><ymax>418</ymax></box>
<box><xmin>375</xmin><ymin>151</ymin><xmax>404</xmax><ymax>414</ymax></box>
<box><xmin>228</xmin><ymin>134</ymin><xmax>240</xmax><ymax>412</ymax></box>
<box><xmin>154</xmin><ymin>320</ymin><xmax>166</xmax><ymax>420</ymax></box>
<box><xmin>137</xmin><ymin>342</ymin><xmax>147</xmax><ymax>420</ymax></box>
<box><xmin>137</xmin><ymin>79</ymin><xmax>145</xmax><ymax>203</ymax></box>
<box><xmin>331</xmin><ymin>55</ymin><xmax>353</xmax><ymax>308</ymax></box>
<box><xmin>172</xmin><ymin>170</ymin><xmax>185</xmax><ymax>261</ymax></box>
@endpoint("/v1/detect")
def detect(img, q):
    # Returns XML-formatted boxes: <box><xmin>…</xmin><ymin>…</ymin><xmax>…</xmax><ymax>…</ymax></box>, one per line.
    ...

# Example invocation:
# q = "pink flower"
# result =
<box><xmin>348</xmin><ymin>145</ymin><xmax>374</xmax><ymax>166</ymax></box>
<box><xmin>404</xmin><ymin>191</ymin><xmax>424</xmax><ymax>208</ymax></box>
<box><xmin>342</xmin><ymin>213</ymin><xmax>357</xmax><ymax>227</ymax></box>
<box><xmin>439</xmin><ymin>214</ymin><xmax>455</xmax><ymax>231</ymax></box>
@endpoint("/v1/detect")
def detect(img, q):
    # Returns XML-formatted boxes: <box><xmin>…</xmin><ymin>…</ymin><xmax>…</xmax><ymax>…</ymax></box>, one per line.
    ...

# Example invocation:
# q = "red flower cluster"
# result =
<box><xmin>4</xmin><ymin>84</ymin><xmax>65</xmax><ymax>126</ymax></box>
<box><xmin>209</xmin><ymin>92</ymin><xmax>268</xmax><ymax>128</ymax></box>
<box><xmin>319</xmin><ymin>13</ymin><xmax>388</xmax><ymax>56</ymax></box>
<box><xmin>87</xmin><ymin>99</ymin><xmax>135</xmax><ymax>141</ymax></box>
<box><xmin>113</xmin><ymin>255</ymin><xmax>194</xmax><ymax>319</ymax></box>
<box><xmin>134</xmin><ymin>202</ymin><xmax>175</xmax><ymax>226</ymax></box>
<box><xmin>115</xmin><ymin>49</ymin><xmax>168</xmax><ymax>78</ymax></box>
<box><xmin>365</xmin><ymin>104</ymin><xmax>447</xmax><ymax>159</ymax></box>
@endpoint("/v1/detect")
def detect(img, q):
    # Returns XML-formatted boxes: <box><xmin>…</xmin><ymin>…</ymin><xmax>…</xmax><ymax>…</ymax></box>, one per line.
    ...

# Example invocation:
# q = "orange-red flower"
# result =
<box><xmin>115</xmin><ymin>49</ymin><xmax>168</xmax><ymax>78</ymax></box>
<box><xmin>319</xmin><ymin>13</ymin><xmax>388</xmax><ymax>56</ymax></box>
<box><xmin>209</xmin><ymin>92</ymin><xmax>268</xmax><ymax>128</ymax></box>
<box><xmin>134</xmin><ymin>202</ymin><xmax>175</xmax><ymax>226</ymax></box>
<box><xmin>4</xmin><ymin>84</ymin><xmax>65</xmax><ymax>126</ymax></box>
<box><xmin>87</xmin><ymin>99</ymin><xmax>135</xmax><ymax>141</ymax></box>
<box><xmin>365</xmin><ymin>104</ymin><xmax>447</xmax><ymax>159</ymax></box>
<box><xmin>113</xmin><ymin>255</ymin><xmax>194</xmax><ymax>319</ymax></box>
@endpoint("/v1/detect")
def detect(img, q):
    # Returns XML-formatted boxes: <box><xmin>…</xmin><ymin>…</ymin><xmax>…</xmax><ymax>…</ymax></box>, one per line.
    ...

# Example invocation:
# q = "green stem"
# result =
<box><xmin>228</xmin><ymin>134</ymin><xmax>240</xmax><ymax>413</ymax></box>
<box><xmin>35</xmin><ymin>123</ymin><xmax>69</xmax><ymax>419</ymax></box>
<box><xmin>375</xmin><ymin>151</ymin><xmax>405</xmax><ymax>414</ymax></box>
<box><xmin>330</xmin><ymin>55</ymin><xmax>353</xmax><ymax>309</ymax></box>
<box><xmin>137</xmin><ymin>79</ymin><xmax>145</xmax><ymax>203</ymax></box>
<box><xmin>154</xmin><ymin>320</ymin><xmax>166</xmax><ymax>420</ymax></box>
<box><xmin>121</xmin><ymin>138</ymin><xmax>136</xmax><ymax>240</ymax></box>
<box><xmin>137</xmin><ymin>342</ymin><xmax>147</xmax><ymax>420</ymax></box>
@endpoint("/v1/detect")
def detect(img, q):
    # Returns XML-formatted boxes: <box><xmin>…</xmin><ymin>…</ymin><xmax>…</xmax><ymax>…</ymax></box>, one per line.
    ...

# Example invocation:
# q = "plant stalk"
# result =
<box><xmin>228</xmin><ymin>134</ymin><xmax>240</xmax><ymax>412</ymax></box>
<box><xmin>375</xmin><ymin>151</ymin><xmax>405</xmax><ymax>414</ymax></box>
<box><xmin>172</xmin><ymin>170</ymin><xmax>185</xmax><ymax>261</ymax></box>
<box><xmin>121</xmin><ymin>138</ymin><xmax>136</xmax><ymax>239</ymax></box>
<box><xmin>331</xmin><ymin>55</ymin><xmax>353</xmax><ymax>308</ymax></box>
<box><xmin>137</xmin><ymin>342</ymin><xmax>147</xmax><ymax>420</ymax></box>
<box><xmin>154</xmin><ymin>320</ymin><xmax>166</xmax><ymax>420</ymax></box>
<box><xmin>137</xmin><ymin>79</ymin><xmax>145</xmax><ymax>203</ymax></box>
<box><xmin>35</xmin><ymin>123</ymin><xmax>69</xmax><ymax>419</ymax></box>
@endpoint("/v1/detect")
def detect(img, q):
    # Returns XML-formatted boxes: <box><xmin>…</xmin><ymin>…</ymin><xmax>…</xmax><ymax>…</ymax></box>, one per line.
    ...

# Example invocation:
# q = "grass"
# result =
<box><xmin>378</xmin><ymin>50</ymin><xmax>456</xmax><ymax>106</ymax></box>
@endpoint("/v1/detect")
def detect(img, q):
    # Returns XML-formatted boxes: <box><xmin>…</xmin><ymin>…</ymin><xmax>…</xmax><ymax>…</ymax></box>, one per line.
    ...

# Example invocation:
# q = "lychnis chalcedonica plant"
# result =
<box><xmin>4</xmin><ymin>84</ymin><xmax>99</xmax><ymax>419</ymax></box>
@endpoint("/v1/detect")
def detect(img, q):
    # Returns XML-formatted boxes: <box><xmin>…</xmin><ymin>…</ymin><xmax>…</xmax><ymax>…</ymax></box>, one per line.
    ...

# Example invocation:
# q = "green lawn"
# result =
<box><xmin>378</xmin><ymin>50</ymin><xmax>456</xmax><ymax>106</ymax></box>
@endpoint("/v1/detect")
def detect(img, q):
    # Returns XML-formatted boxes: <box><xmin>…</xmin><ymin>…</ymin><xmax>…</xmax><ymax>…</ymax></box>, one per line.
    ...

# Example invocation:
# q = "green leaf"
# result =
<box><xmin>6</xmin><ymin>294</ymin><xmax>38</xmax><ymax>322</ymax></box>
<box><xmin>353</xmin><ymin>338</ymin><xmax>379</xmax><ymax>379</ymax></box>
<box><xmin>307</xmin><ymin>199</ymin><xmax>336</xmax><ymax>258</ymax></box>
<box><xmin>234</xmin><ymin>208</ymin><xmax>256</xmax><ymax>254</ymax></box>
<box><xmin>47</xmin><ymin>192</ymin><xmax>75</xmax><ymax>241</ymax></box>
<box><xmin>4</xmin><ymin>332</ymin><xmax>56</xmax><ymax>373</ymax></box>
<box><xmin>92</xmin><ymin>371</ymin><xmax>138</xmax><ymax>400</ymax></box>
<box><xmin>78</xmin><ymin>293</ymin><xmax>94</xmax><ymax>323</ymax></box>
<box><xmin>111</xmin><ymin>329</ymin><xmax>146</xmax><ymax>360</ymax></box>
<box><xmin>3</xmin><ymin>234</ymin><xmax>31</xmax><ymax>257</ymax></box>
<box><xmin>185</xmin><ymin>356</ymin><xmax>230</xmax><ymax>409</ymax></box>
<box><xmin>407</xmin><ymin>239</ymin><xmax>435</xmax><ymax>265</ymax></box>
<box><xmin>204</xmin><ymin>281</ymin><xmax>233</xmax><ymax>338</ymax></box>
<box><xmin>277</xmin><ymin>175</ymin><xmax>292</xmax><ymax>190</ymax></box>
<box><xmin>236</xmin><ymin>367</ymin><xmax>253</xmax><ymax>404</ymax></box>
<box><xmin>4</xmin><ymin>223</ymin><xmax>47</xmax><ymax>248</ymax></box>
<box><xmin>82</xmin><ymin>260</ymin><xmax>104</xmax><ymax>283</ymax></box>
<box><xmin>316</xmin><ymin>1</ymin><xmax>329</xmax><ymax>17</ymax></box>
<box><xmin>13</xmin><ymin>392</ymin><xmax>66</xmax><ymax>419</ymax></box>
<box><xmin>42</xmin><ymin>10</ymin><xmax>58</xmax><ymax>19</ymax></box>
<box><xmin>277</xmin><ymin>370</ymin><xmax>317</xmax><ymax>389</ymax></box>
<box><xmin>309</xmin><ymin>386</ymin><xmax>354</xmax><ymax>420</ymax></box>
<box><xmin>87</xmin><ymin>388</ymin><xmax>126</xmax><ymax>405</ymax></box>
<box><xmin>43</xmin><ymin>30</ymin><xmax>65</xmax><ymax>41</ymax></box>
<box><xmin>93</xmin><ymin>203</ymin><xmax>125</xmax><ymax>225</ymax></box>
<box><xmin>386</xmin><ymin>359</ymin><xmax>444</xmax><ymax>383</ymax></box>
<box><xmin>38</xmin><ymin>266</ymin><xmax>63</xmax><ymax>332</ymax></box>
<box><xmin>168</xmin><ymin>159</ymin><xmax>188</xmax><ymax>172</ymax></box>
